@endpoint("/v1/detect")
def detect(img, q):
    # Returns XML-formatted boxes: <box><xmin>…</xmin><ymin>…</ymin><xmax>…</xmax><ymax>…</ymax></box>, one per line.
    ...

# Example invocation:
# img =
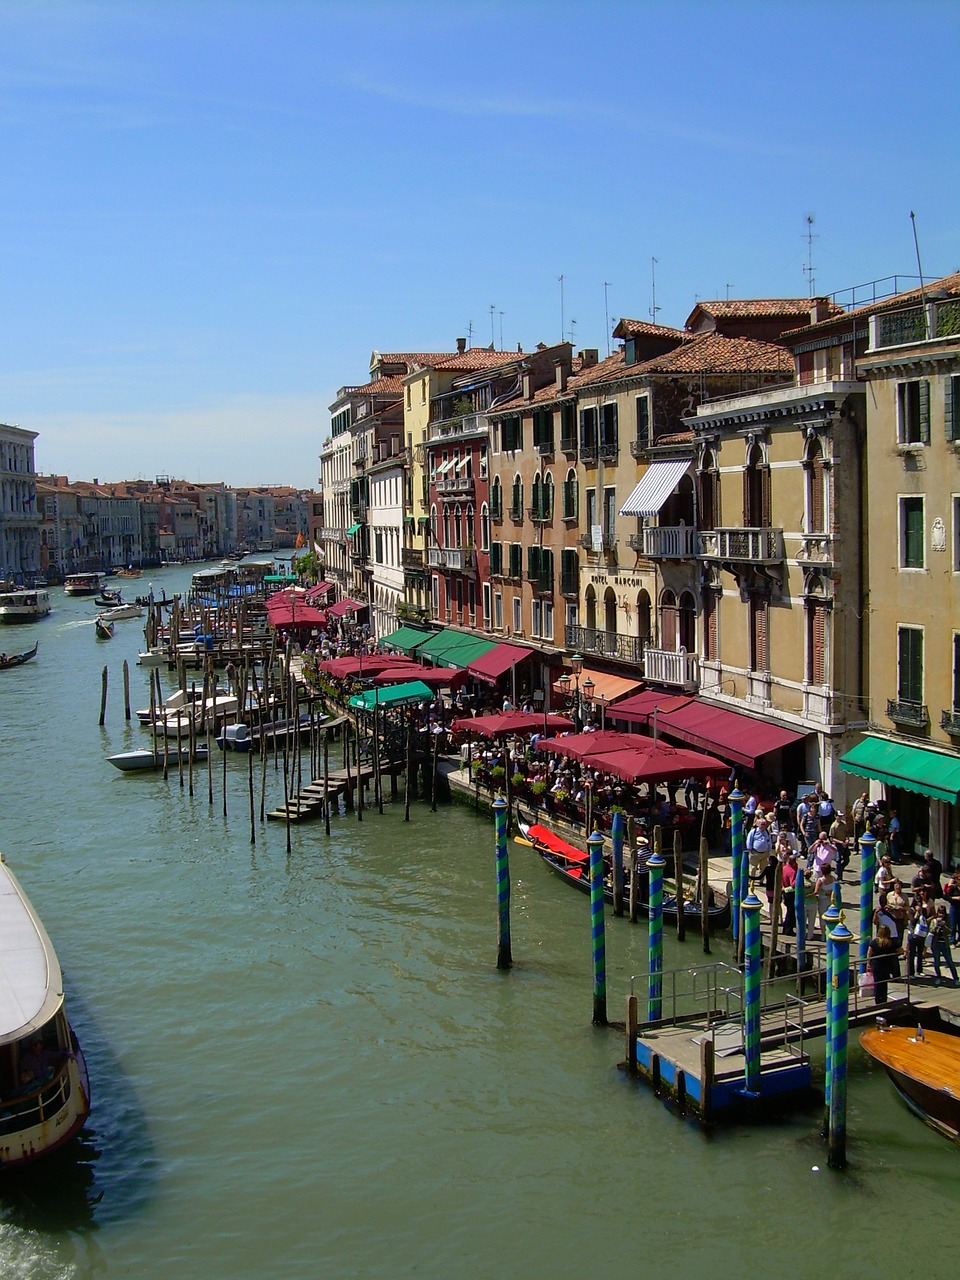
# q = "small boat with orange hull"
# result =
<box><xmin>860</xmin><ymin>1023</ymin><xmax>960</xmax><ymax>1143</ymax></box>
<box><xmin>515</xmin><ymin>808</ymin><xmax>730</xmax><ymax>929</ymax></box>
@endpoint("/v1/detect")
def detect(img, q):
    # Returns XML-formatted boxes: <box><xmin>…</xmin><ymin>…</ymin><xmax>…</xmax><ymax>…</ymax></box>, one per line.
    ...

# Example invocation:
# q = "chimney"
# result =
<box><xmin>522</xmin><ymin>371</ymin><xmax>534</xmax><ymax>401</ymax></box>
<box><xmin>810</xmin><ymin>298</ymin><xmax>832</xmax><ymax>324</ymax></box>
<box><xmin>555</xmin><ymin>361</ymin><xmax>568</xmax><ymax>393</ymax></box>
<box><xmin>456</xmin><ymin>337</ymin><xmax>466</xmax><ymax>354</ymax></box>
<box><xmin>580</xmin><ymin>349</ymin><xmax>599</xmax><ymax>369</ymax></box>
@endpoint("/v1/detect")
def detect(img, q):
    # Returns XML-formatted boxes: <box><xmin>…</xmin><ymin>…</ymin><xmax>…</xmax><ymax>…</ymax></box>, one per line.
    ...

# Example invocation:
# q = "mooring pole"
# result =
<box><xmin>827</xmin><ymin>918</ymin><xmax>853</xmax><ymax>1171</ymax></box>
<box><xmin>730</xmin><ymin>787</ymin><xmax>744</xmax><ymax>951</ymax></box>
<box><xmin>858</xmin><ymin>830</ymin><xmax>877</xmax><ymax>977</ymax></box>
<box><xmin>742</xmin><ymin>892</ymin><xmax>762</xmax><ymax>1095</ymax></box>
<box><xmin>493</xmin><ymin>796</ymin><xmax>512</xmax><ymax>971</ymax></box>
<box><xmin>610</xmin><ymin>810</ymin><xmax>625</xmax><ymax>917</ymax></box>
<box><xmin>647</xmin><ymin>850</ymin><xmax>665</xmax><ymax>1023</ymax></box>
<box><xmin>821</xmin><ymin>900</ymin><xmax>842</xmax><ymax>1136</ymax></box>
<box><xmin>588</xmin><ymin>830</ymin><xmax>607</xmax><ymax>1026</ymax></box>
<box><xmin>122</xmin><ymin>659</ymin><xmax>131</xmax><ymax>721</ymax></box>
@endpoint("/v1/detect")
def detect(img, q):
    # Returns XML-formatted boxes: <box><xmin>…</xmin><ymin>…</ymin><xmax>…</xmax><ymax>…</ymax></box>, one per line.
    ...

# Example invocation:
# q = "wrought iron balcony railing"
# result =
<box><xmin>699</xmin><ymin>527</ymin><xmax>784</xmax><ymax>563</ymax></box>
<box><xmin>941</xmin><ymin>709</ymin><xmax>960</xmax><ymax>735</ymax></box>
<box><xmin>564</xmin><ymin>625</ymin><xmax>645</xmax><ymax>665</ymax></box>
<box><xmin>887</xmin><ymin>698</ymin><xmax>929</xmax><ymax>729</ymax></box>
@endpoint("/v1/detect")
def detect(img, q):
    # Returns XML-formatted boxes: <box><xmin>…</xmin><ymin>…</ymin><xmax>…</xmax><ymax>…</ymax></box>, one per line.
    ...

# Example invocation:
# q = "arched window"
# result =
<box><xmin>453</xmin><ymin>504</ymin><xmax>463</xmax><ymax>548</ymax></box>
<box><xmin>511</xmin><ymin>474</ymin><xmax>523</xmax><ymax>520</ymax></box>
<box><xmin>531</xmin><ymin>473</ymin><xmax>543</xmax><ymax>520</ymax></box>
<box><xmin>805</xmin><ymin>573</ymin><xmax>829</xmax><ymax>685</ymax></box>
<box><xmin>480</xmin><ymin>503</ymin><xmax>490</xmax><ymax>552</ymax></box>
<box><xmin>678</xmin><ymin>591</ymin><xmax>697</xmax><ymax>652</ymax></box>
<box><xmin>443</xmin><ymin>506</ymin><xmax>451</xmax><ymax>547</ymax></box>
<box><xmin>562</xmin><ymin>468</ymin><xmax>578</xmax><ymax>521</ymax></box>
<box><xmin>491</xmin><ymin>477</ymin><xmax>503</xmax><ymax>522</ymax></box>
<box><xmin>660</xmin><ymin>589</ymin><xmax>678</xmax><ymax>651</ymax></box>
<box><xmin>544</xmin><ymin>472</ymin><xmax>555</xmax><ymax>521</ymax></box>
<box><xmin>585</xmin><ymin>584</ymin><xmax>597</xmax><ymax>632</ymax></box>
<box><xmin>430</xmin><ymin>503</ymin><xmax>438</xmax><ymax>544</ymax></box>
<box><xmin>603</xmin><ymin>586</ymin><xmax>617</xmax><ymax>636</ymax></box>
<box><xmin>698</xmin><ymin>448</ymin><xmax>720</xmax><ymax>531</ymax></box>
<box><xmin>636</xmin><ymin>589</ymin><xmax>652</xmax><ymax>641</ymax></box>
<box><xmin>743</xmin><ymin>443</ymin><xmax>771</xmax><ymax>528</ymax></box>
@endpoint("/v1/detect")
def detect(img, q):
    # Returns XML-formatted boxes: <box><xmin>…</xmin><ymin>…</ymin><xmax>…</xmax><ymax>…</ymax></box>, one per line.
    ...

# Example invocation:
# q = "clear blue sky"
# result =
<box><xmin>1</xmin><ymin>0</ymin><xmax>957</xmax><ymax>488</ymax></box>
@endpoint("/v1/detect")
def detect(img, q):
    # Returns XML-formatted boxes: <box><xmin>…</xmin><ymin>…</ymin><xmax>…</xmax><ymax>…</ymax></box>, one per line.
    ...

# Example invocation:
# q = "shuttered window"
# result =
<box><xmin>897</xmin><ymin>380</ymin><xmax>930</xmax><ymax>445</ymax></box>
<box><xmin>807</xmin><ymin>602</ymin><xmax>826</xmax><ymax>685</ymax></box>
<box><xmin>897</xmin><ymin>626</ymin><xmax>923</xmax><ymax>704</ymax></box>
<box><xmin>703</xmin><ymin>590</ymin><xmax>719</xmax><ymax>662</ymax></box>
<box><xmin>489</xmin><ymin>541</ymin><xmax>503</xmax><ymax>576</ymax></box>
<box><xmin>946</xmin><ymin>376</ymin><xmax>960</xmax><ymax>443</ymax></box>
<box><xmin>749</xmin><ymin>597</ymin><xmax>769</xmax><ymax>672</ymax></box>
<box><xmin>899</xmin><ymin>497</ymin><xmax>924</xmax><ymax>569</ymax></box>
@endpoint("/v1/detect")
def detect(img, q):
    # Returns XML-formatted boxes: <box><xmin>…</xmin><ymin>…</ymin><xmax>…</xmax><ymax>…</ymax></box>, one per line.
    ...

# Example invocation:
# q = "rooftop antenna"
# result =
<box><xmin>802</xmin><ymin>214</ymin><xmax>817</xmax><ymax>296</ymax></box>
<box><xmin>490</xmin><ymin>304</ymin><xmax>496</xmax><ymax>349</ymax></box>
<box><xmin>910</xmin><ymin>211</ymin><xmax>930</xmax><ymax>336</ymax></box>
<box><xmin>499</xmin><ymin>310</ymin><xmax>504</xmax><ymax>352</ymax></box>
<box><xmin>568</xmin><ymin>318</ymin><xmax>577</xmax><ymax>347</ymax></box>
<box><xmin>466</xmin><ymin>321</ymin><xmax>474</xmax><ymax>348</ymax></box>
<box><xmin>603</xmin><ymin>282</ymin><xmax>612</xmax><ymax>356</ymax></box>
<box><xmin>725</xmin><ymin>283</ymin><xmax>732</xmax><ymax>301</ymax></box>
<box><xmin>558</xmin><ymin>274</ymin><xmax>565</xmax><ymax>345</ymax></box>
<box><xmin>649</xmin><ymin>257</ymin><xmax>660</xmax><ymax>324</ymax></box>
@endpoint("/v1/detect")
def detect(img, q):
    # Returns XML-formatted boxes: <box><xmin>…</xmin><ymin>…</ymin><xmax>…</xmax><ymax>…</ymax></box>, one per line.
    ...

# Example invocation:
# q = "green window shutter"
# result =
<box><xmin>947</xmin><ymin>376</ymin><xmax>959</xmax><ymax>443</ymax></box>
<box><xmin>919</xmin><ymin>380</ymin><xmax>931</xmax><ymax>444</ymax></box>
<box><xmin>898</xmin><ymin>627</ymin><xmax>923</xmax><ymax>703</ymax></box>
<box><xmin>904</xmin><ymin>499</ymin><xmax>924</xmax><ymax>568</ymax></box>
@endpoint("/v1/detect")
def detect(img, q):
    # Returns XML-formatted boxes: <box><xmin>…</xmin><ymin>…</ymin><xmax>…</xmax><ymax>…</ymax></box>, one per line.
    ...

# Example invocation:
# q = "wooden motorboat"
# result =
<box><xmin>0</xmin><ymin>642</ymin><xmax>39</xmax><ymax>670</ymax></box>
<box><xmin>0</xmin><ymin>588</ymin><xmax>51</xmax><ymax>623</ymax></box>
<box><xmin>108</xmin><ymin>744</ymin><xmax>210</xmax><ymax>772</ymax></box>
<box><xmin>115</xmin><ymin>567</ymin><xmax>142</xmax><ymax>579</ymax></box>
<box><xmin>516</xmin><ymin>808</ymin><xmax>730</xmax><ymax>929</ymax></box>
<box><xmin>0</xmin><ymin>854</ymin><xmax>91</xmax><ymax>1167</ymax></box>
<box><xmin>95</xmin><ymin>616</ymin><xmax>115</xmax><ymax>640</ymax></box>
<box><xmin>860</xmin><ymin>1024</ymin><xmax>960</xmax><ymax>1142</ymax></box>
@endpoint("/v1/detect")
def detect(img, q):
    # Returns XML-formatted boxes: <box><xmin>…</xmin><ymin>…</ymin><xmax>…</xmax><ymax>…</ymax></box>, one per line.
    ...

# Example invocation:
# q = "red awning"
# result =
<box><xmin>264</xmin><ymin>602</ymin><xmax>327</xmax><ymax>628</ymax></box>
<box><xmin>373</xmin><ymin>664</ymin><xmax>466</xmax><ymax>689</ymax></box>
<box><xmin>305</xmin><ymin>581</ymin><xmax>334</xmax><ymax>603</ymax></box>
<box><xmin>326</xmin><ymin>598</ymin><xmax>365</xmax><ymax>618</ymax></box>
<box><xmin>534</xmin><ymin>730</ymin><xmax>654</xmax><ymax>762</ymax></box>
<box><xmin>466</xmin><ymin>642</ymin><xmax>535</xmax><ymax>686</ymax></box>
<box><xmin>450</xmin><ymin>711</ymin><xmax>575</xmax><ymax>740</ymax></box>
<box><xmin>613</xmin><ymin>693</ymin><xmax>805</xmax><ymax>769</ymax></box>
<box><xmin>319</xmin><ymin>654</ymin><xmax>416</xmax><ymax>679</ymax></box>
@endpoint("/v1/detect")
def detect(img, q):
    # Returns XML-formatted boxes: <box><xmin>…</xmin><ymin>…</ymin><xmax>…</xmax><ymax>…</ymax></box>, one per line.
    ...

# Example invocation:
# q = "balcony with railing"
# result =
<box><xmin>428</xmin><ymin>411</ymin><xmax>487</xmax><ymax>440</ymax></box>
<box><xmin>427</xmin><ymin>547</ymin><xmax>444</xmax><ymax>567</ymax></box>
<box><xmin>579</xmin><ymin>531</ymin><xmax>615</xmax><ymax>553</ymax></box>
<box><xmin>509</xmin><ymin>504</ymin><xmax>524</xmax><ymax>524</ymax></box>
<box><xmin>535</xmin><ymin>440</ymin><xmax>555</xmax><ymax>458</ymax></box>
<box><xmin>560</xmin><ymin>574</ymin><xmax>579</xmax><ymax>598</ymax></box>
<box><xmin>444</xmin><ymin>547</ymin><xmax>475</xmax><ymax>572</ymax></box>
<box><xmin>527</xmin><ymin>504</ymin><xmax>551</xmax><ymax>524</ymax></box>
<box><xmin>629</xmin><ymin>526</ymin><xmax>700</xmax><ymax>559</ymax></box>
<box><xmin>870</xmin><ymin>297</ymin><xmax>960</xmax><ymax>351</ymax></box>
<box><xmin>524</xmin><ymin>571</ymin><xmax>553</xmax><ymax>595</ymax></box>
<box><xmin>401</xmin><ymin>547</ymin><xmax>424</xmax><ymax>569</ymax></box>
<box><xmin>700</xmin><ymin>527</ymin><xmax>784</xmax><ymax>563</ymax></box>
<box><xmin>580</xmin><ymin>444</ymin><xmax>598</xmax><ymax>465</ymax></box>
<box><xmin>629</xmin><ymin>438</ymin><xmax>650</xmax><ymax>460</ymax></box>
<box><xmin>887</xmin><ymin>698</ymin><xmax>929</xmax><ymax>729</ymax></box>
<box><xmin>598</xmin><ymin>441</ymin><xmax>619</xmax><ymax>463</ymax></box>
<box><xmin>941</xmin><ymin>709</ymin><xmax>960</xmax><ymax>736</ymax></box>
<box><xmin>564</xmin><ymin>625</ymin><xmax>645</xmax><ymax>665</ymax></box>
<box><xmin>436</xmin><ymin>475</ymin><xmax>475</xmax><ymax>496</ymax></box>
<box><xmin>559</xmin><ymin>435</ymin><xmax>577</xmax><ymax>456</ymax></box>
<box><xmin>643</xmin><ymin>647</ymin><xmax>699</xmax><ymax>691</ymax></box>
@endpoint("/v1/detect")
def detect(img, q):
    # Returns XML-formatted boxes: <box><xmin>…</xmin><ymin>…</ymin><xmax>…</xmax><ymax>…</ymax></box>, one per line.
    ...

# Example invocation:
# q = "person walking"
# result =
<box><xmin>928</xmin><ymin>905</ymin><xmax>959</xmax><ymax>986</ymax></box>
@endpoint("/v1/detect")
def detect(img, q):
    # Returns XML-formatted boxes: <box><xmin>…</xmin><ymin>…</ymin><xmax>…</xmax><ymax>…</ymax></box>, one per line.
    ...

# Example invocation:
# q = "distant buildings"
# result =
<box><xmin>0</xmin><ymin>424</ymin><xmax>41</xmax><ymax>581</ymax></box>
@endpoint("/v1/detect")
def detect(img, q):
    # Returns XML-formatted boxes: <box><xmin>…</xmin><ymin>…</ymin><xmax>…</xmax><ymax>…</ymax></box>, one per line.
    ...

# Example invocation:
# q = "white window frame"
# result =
<box><xmin>494</xmin><ymin>591</ymin><xmax>503</xmax><ymax>631</ymax></box>
<box><xmin>898</xmin><ymin>493</ymin><xmax>925</xmax><ymax>571</ymax></box>
<box><xmin>512</xmin><ymin>596</ymin><xmax>522</xmax><ymax>635</ymax></box>
<box><xmin>482</xmin><ymin>582</ymin><xmax>491</xmax><ymax>629</ymax></box>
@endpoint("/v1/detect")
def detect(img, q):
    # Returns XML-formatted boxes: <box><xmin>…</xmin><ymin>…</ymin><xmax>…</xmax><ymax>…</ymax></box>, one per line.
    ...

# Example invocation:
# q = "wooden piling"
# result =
<box><xmin>626</xmin><ymin>994</ymin><xmax>638</xmax><ymax>1076</ymax></box>
<box><xmin>99</xmin><ymin>666</ymin><xmax>108</xmax><ymax>726</ymax></box>
<box><xmin>122</xmin><ymin>659</ymin><xmax>131</xmax><ymax>721</ymax></box>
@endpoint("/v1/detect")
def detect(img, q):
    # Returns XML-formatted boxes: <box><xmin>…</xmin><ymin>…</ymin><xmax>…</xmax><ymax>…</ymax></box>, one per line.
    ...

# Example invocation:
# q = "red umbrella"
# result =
<box><xmin>450</xmin><ymin>711</ymin><xmax>575</xmax><ymax>739</ymax></box>
<box><xmin>319</xmin><ymin>654</ymin><xmax>417</xmax><ymax>679</ymax></box>
<box><xmin>374</xmin><ymin>664</ymin><xmax>466</xmax><ymax>689</ymax></box>
<box><xmin>578</xmin><ymin>743</ymin><xmax>727</xmax><ymax>785</ymax></box>
<box><xmin>265</xmin><ymin>602</ymin><xmax>327</xmax><ymax>628</ymax></box>
<box><xmin>533</xmin><ymin>730</ymin><xmax>654</xmax><ymax>762</ymax></box>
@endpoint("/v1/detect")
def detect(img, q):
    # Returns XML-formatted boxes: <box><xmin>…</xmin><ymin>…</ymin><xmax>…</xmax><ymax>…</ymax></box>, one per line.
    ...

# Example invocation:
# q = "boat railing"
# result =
<box><xmin>0</xmin><ymin>1066</ymin><xmax>72</xmax><ymax>1136</ymax></box>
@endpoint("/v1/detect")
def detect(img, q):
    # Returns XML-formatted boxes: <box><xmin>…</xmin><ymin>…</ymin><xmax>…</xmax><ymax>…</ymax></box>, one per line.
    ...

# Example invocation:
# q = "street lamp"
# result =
<box><xmin>559</xmin><ymin>652</ymin><xmax>587</xmax><ymax>730</ymax></box>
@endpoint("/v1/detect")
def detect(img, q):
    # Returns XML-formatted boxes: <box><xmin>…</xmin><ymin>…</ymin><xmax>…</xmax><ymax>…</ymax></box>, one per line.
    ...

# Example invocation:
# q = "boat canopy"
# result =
<box><xmin>0</xmin><ymin>861</ymin><xmax>64</xmax><ymax>1046</ymax></box>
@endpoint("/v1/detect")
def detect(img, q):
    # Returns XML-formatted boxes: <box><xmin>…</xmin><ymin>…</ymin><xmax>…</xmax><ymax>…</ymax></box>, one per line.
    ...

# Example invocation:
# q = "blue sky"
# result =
<box><xmin>1</xmin><ymin>0</ymin><xmax>957</xmax><ymax>487</ymax></box>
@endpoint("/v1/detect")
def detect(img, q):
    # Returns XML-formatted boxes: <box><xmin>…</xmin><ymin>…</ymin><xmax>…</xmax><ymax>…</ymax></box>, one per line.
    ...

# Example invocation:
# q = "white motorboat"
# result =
<box><xmin>149</xmin><ymin>693</ymin><xmax>240</xmax><ymax>738</ymax></box>
<box><xmin>0</xmin><ymin>588</ymin><xmax>51</xmax><ymax>623</ymax></box>
<box><xmin>0</xmin><ymin>853</ymin><xmax>91</xmax><ymax>1167</ymax></box>
<box><xmin>108</xmin><ymin>744</ymin><xmax>210</xmax><ymax>772</ymax></box>
<box><xmin>136</xmin><ymin>687</ymin><xmax>196</xmax><ymax>724</ymax></box>
<box><xmin>137</xmin><ymin>647</ymin><xmax>167</xmax><ymax>668</ymax></box>
<box><xmin>97</xmin><ymin>603</ymin><xmax>143</xmax><ymax>622</ymax></box>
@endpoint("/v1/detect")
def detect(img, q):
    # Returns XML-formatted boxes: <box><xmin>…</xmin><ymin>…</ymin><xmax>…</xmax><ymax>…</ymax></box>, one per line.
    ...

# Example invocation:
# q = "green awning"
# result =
<box><xmin>378</xmin><ymin>625</ymin><xmax>435</xmax><ymax>656</ymax></box>
<box><xmin>413</xmin><ymin>629</ymin><xmax>471</xmax><ymax>663</ymax></box>
<box><xmin>348</xmin><ymin>680</ymin><xmax>434</xmax><ymax>712</ymax></box>
<box><xmin>346</xmin><ymin>523</ymin><xmax>362</xmax><ymax>537</ymax></box>
<box><xmin>839</xmin><ymin>735</ymin><xmax>960</xmax><ymax>804</ymax></box>
<box><xmin>439</xmin><ymin>634</ymin><xmax>498</xmax><ymax>669</ymax></box>
<box><xmin>264</xmin><ymin>574</ymin><xmax>298</xmax><ymax>584</ymax></box>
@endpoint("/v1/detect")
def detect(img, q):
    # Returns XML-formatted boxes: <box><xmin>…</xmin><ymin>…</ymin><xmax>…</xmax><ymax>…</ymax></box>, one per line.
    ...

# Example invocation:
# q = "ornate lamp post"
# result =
<box><xmin>558</xmin><ymin>653</ymin><xmax>587</xmax><ymax>730</ymax></box>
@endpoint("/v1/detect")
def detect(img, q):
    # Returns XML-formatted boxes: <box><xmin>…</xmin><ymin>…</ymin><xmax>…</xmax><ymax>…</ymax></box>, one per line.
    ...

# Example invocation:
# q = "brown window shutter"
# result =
<box><xmin>761</xmin><ymin>466</ymin><xmax>772</xmax><ymax>529</ymax></box>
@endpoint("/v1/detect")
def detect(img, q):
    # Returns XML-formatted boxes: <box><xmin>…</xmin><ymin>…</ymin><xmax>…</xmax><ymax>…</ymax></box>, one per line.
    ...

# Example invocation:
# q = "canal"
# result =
<box><xmin>0</xmin><ymin>565</ymin><xmax>956</xmax><ymax>1279</ymax></box>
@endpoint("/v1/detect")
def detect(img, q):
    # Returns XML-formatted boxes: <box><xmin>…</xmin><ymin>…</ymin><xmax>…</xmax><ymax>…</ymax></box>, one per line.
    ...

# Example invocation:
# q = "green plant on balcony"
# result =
<box><xmin>511</xmin><ymin>771</ymin><xmax>527</xmax><ymax>792</ymax></box>
<box><xmin>489</xmin><ymin>765</ymin><xmax>506</xmax><ymax>787</ymax></box>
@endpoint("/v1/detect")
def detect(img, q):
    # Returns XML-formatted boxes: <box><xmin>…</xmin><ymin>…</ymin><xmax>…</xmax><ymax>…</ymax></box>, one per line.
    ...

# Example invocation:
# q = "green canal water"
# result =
<box><xmin>0</xmin><ymin>566</ymin><xmax>957</xmax><ymax>1279</ymax></box>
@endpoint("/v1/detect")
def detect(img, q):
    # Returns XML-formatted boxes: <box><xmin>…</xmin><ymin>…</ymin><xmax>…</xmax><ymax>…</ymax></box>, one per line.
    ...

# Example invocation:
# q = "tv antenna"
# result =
<box><xmin>499</xmin><ymin>310</ymin><xmax>504</xmax><ymax>351</ymax></box>
<box><xmin>649</xmin><ymin>257</ymin><xmax>660</xmax><ymax>324</ymax></box>
<box><xmin>802</xmin><ymin>214</ymin><xmax>818</xmax><ymax>296</ymax></box>
<box><xmin>490</xmin><ymin>304</ymin><xmax>496</xmax><ymax>349</ymax></box>
<box><xmin>466</xmin><ymin>321</ymin><xmax>474</xmax><ymax>347</ymax></box>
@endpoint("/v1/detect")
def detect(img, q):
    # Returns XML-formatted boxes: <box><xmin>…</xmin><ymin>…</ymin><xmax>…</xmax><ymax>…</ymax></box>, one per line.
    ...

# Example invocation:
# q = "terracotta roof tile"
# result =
<box><xmin>350</xmin><ymin>376</ymin><xmax>405</xmax><ymax>398</ymax></box>
<box><xmin>431</xmin><ymin>349</ymin><xmax>526</xmax><ymax>373</ymax></box>
<box><xmin>688</xmin><ymin>298</ymin><xmax>844</xmax><ymax>322</ymax></box>
<box><xmin>613</xmin><ymin>318</ymin><xmax>691</xmax><ymax>342</ymax></box>
<box><xmin>634</xmin><ymin>333</ymin><xmax>793</xmax><ymax>376</ymax></box>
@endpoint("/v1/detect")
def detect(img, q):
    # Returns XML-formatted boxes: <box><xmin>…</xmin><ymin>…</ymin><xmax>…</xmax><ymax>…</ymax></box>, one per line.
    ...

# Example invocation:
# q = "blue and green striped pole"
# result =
<box><xmin>730</xmin><ymin>788</ymin><xmax>744</xmax><ymax>945</ymax></box>
<box><xmin>795</xmin><ymin>857</ymin><xmax>808</xmax><ymax>977</ymax></box>
<box><xmin>588</xmin><ymin>830</ymin><xmax>607</xmax><ymax>1026</ymax></box>
<box><xmin>611</xmin><ymin>810</ymin><xmax>626</xmax><ymax>917</ymax></box>
<box><xmin>742</xmin><ymin>892</ymin><xmax>762</xmax><ymax>1095</ymax></box>
<box><xmin>647</xmin><ymin>850</ymin><xmax>666</xmax><ymax>1022</ymax></box>
<box><xmin>821</xmin><ymin>900</ymin><xmax>842</xmax><ymax>1126</ymax></box>
<box><xmin>827</xmin><ymin>918</ymin><xmax>854</xmax><ymax>1169</ymax></box>
<box><xmin>493</xmin><ymin>796</ymin><xmax>512</xmax><ymax>971</ymax></box>
<box><xmin>858</xmin><ymin>830</ymin><xmax>877</xmax><ymax>977</ymax></box>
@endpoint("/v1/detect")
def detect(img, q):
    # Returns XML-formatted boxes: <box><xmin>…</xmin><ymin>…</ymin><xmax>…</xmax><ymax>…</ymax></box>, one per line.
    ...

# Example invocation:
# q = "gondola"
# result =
<box><xmin>0</xmin><ymin>641</ymin><xmax>38</xmax><ymax>669</ymax></box>
<box><xmin>516</xmin><ymin>807</ymin><xmax>730</xmax><ymax>930</ymax></box>
<box><xmin>95</xmin><ymin>616</ymin><xmax>115</xmax><ymax>641</ymax></box>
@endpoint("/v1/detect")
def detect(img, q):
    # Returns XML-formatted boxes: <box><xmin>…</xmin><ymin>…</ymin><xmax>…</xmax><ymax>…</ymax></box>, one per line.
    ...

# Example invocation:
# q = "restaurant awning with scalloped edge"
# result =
<box><xmin>466</xmin><ymin>642</ymin><xmax>535</xmax><ymax>686</ymax></box>
<box><xmin>610</xmin><ymin>692</ymin><xmax>806</xmax><ymax>769</ymax></box>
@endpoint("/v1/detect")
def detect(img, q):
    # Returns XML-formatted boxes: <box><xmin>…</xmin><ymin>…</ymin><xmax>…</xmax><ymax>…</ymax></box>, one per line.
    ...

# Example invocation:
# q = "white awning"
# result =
<box><xmin>455</xmin><ymin>456</ymin><xmax>469</xmax><ymax>473</ymax></box>
<box><xmin>434</xmin><ymin>459</ymin><xmax>454</xmax><ymax>476</ymax></box>
<box><xmin>619</xmin><ymin>458</ymin><xmax>693</xmax><ymax>517</ymax></box>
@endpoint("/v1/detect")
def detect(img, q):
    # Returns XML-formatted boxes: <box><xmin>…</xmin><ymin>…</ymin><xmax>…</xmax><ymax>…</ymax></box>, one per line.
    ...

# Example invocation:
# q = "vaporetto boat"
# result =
<box><xmin>0</xmin><ymin>588</ymin><xmax>51</xmax><ymax>623</ymax></box>
<box><xmin>0</xmin><ymin>853</ymin><xmax>90</xmax><ymax>1167</ymax></box>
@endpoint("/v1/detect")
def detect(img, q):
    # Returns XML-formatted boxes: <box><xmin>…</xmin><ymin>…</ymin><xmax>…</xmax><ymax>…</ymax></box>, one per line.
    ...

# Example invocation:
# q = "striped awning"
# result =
<box><xmin>619</xmin><ymin>458</ymin><xmax>692</xmax><ymax>517</ymax></box>
<box><xmin>434</xmin><ymin>459</ymin><xmax>454</xmax><ymax>476</ymax></box>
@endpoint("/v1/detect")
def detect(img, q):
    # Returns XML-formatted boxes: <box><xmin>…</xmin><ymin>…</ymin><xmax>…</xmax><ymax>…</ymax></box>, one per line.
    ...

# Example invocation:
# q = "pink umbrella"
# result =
<box><xmin>450</xmin><ymin>711</ymin><xmax>575</xmax><ymax>739</ymax></box>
